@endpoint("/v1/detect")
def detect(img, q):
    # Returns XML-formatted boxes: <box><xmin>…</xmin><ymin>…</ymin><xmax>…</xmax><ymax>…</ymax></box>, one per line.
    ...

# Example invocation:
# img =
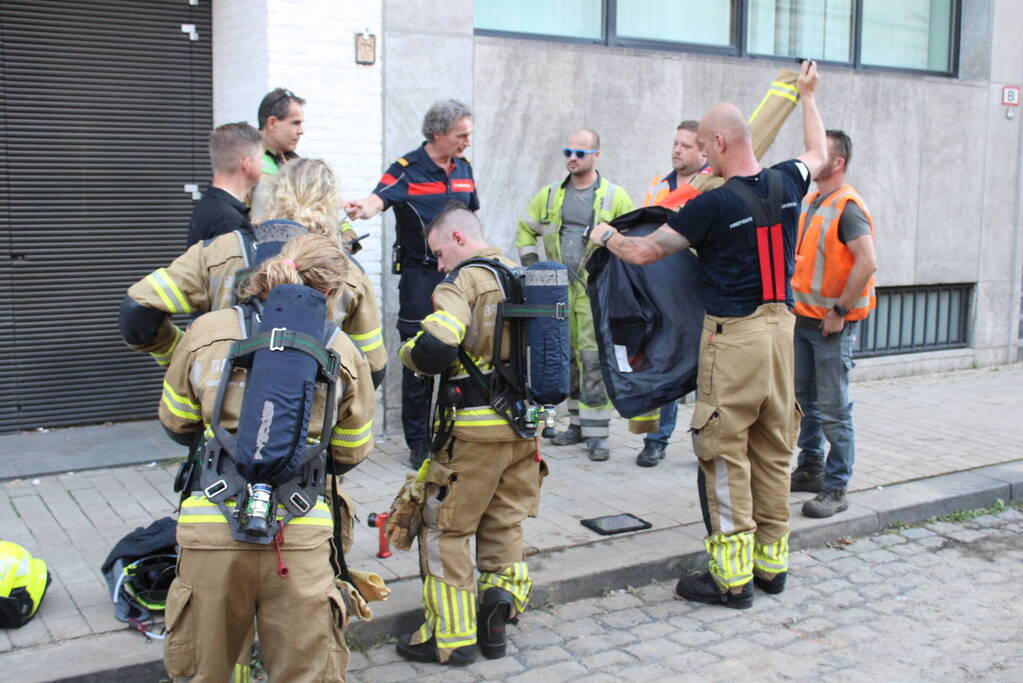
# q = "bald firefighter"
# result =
<box><xmin>119</xmin><ymin>158</ymin><xmax>386</xmax><ymax>387</ymax></box>
<box><xmin>396</xmin><ymin>205</ymin><xmax>552</xmax><ymax>665</ymax></box>
<box><xmin>630</xmin><ymin>69</ymin><xmax>803</xmax><ymax>464</ymax></box>
<box><xmin>160</xmin><ymin>234</ymin><xmax>375</xmax><ymax>682</ymax></box>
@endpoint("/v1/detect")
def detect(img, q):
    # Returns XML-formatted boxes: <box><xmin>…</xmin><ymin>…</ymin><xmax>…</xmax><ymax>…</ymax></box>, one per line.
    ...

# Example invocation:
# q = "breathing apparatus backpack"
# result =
<box><xmin>433</xmin><ymin>259</ymin><xmax>570</xmax><ymax>442</ymax></box>
<box><xmin>198</xmin><ymin>283</ymin><xmax>342</xmax><ymax>545</ymax></box>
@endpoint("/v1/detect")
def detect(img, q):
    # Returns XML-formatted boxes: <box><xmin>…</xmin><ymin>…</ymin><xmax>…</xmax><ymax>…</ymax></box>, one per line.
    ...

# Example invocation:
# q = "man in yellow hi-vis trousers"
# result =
<box><xmin>516</xmin><ymin>128</ymin><xmax>633</xmax><ymax>462</ymax></box>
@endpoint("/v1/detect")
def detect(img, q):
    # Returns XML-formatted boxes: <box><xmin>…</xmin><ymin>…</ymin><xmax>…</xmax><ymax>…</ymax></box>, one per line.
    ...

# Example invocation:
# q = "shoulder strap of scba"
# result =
<box><xmin>231</xmin><ymin>219</ymin><xmax>308</xmax><ymax>302</ymax></box>
<box><xmin>442</xmin><ymin>258</ymin><xmax>566</xmax><ymax>439</ymax></box>
<box><xmin>197</xmin><ymin>296</ymin><xmax>342</xmax><ymax>546</ymax></box>
<box><xmin>722</xmin><ymin>168</ymin><xmax>787</xmax><ymax>304</ymax></box>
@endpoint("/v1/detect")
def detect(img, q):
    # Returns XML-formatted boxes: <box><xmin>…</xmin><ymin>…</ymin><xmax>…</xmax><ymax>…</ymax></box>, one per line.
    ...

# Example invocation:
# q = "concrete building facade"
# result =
<box><xmin>211</xmin><ymin>0</ymin><xmax>1022</xmax><ymax>433</ymax></box>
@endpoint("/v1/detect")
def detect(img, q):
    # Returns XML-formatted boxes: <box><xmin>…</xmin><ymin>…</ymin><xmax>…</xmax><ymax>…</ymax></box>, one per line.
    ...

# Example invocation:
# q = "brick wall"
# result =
<box><xmin>213</xmin><ymin>0</ymin><xmax>385</xmax><ymax>296</ymax></box>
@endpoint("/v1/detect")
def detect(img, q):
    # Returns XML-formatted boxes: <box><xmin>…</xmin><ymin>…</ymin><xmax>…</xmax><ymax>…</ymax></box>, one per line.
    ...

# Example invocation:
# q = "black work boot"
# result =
<box><xmin>636</xmin><ymin>441</ymin><xmax>667</xmax><ymax>467</ymax></box>
<box><xmin>790</xmin><ymin>462</ymin><xmax>823</xmax><ymax>493</ymax></box>
<box><xmin>586</xmin><ymin>437</ymin><xmax>609</xmax><ymax>461</ymax></box>
<box><xmin>753</xmin><ymin>571</ymin><xmax>787</xmax><ymax>594</ymax></box>
<box><xmin>802</xmin><ymin>490</ymin><xmax>848</xmax><ymax>518</ymax></box>
<box><xmin>396</xmin><ymin>632</ymin><xmax>476</xmax><ymax>666</ymax></box>
<box><xmin>673</xmin><ymin>572</ymin><xmax>753</xmax><ymax>609</ymax></box>
<box><xmin>477</xmin><ymin>587</ymin><xmax>517</xmax><ymax>659</ymax></box>
<box><xmin>550</xmin><ymin>424</ymin><xmax>583</xmax><ymax>446</ymax></box>
<box><xmin>409</xmin><ymin>445</ymin><xmax>430</xmax><ymax>470</ymax></box>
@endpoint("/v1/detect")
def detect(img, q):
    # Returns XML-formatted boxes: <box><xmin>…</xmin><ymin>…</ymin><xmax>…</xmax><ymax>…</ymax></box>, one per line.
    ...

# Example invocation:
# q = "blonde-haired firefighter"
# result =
<box><xmin>119</xmin><ymin>158</ymin><xmax>386</xmax><ymax>387</ymax></box>
<box><xmin>160</xmin><ymin>233</ymin><xmax>376</xmax><ymax>682</ymax></box>
<box><xmin>395</xmin><ymin>205</ymin><xmax>546</xmax><ymax>666</ymax></box>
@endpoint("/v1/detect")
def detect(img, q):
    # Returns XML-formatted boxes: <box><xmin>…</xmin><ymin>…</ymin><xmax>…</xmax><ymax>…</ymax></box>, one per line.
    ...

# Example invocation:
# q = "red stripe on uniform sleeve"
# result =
<box><xmin>408</xmin><ymin>181</ymin><xmax>447</xmax><ymax>195</ymax></box>
<box><xmin>378</xmin><ymin>173</ymin><xmax>398</xmax><ymax>187</ymax></box>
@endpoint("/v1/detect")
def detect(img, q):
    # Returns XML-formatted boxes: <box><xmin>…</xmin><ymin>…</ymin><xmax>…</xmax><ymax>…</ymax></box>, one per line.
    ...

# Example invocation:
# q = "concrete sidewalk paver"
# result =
<box><xmin>0</xmin><ymin>365</ymin><xmax>1021</xmax><ymax>675</ymax></box>
<box><xmin>350</xmin><ymin>505</ymin><xmax>1023</xmax><ymax>681</ymax></box>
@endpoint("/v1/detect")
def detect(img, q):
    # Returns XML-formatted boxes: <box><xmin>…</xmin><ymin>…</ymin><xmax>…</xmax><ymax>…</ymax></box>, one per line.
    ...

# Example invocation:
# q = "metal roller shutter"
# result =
<box><xmin>0</xmin><ymin>0</ymin><xmax>211</xmax><ymax>432</ymax></box>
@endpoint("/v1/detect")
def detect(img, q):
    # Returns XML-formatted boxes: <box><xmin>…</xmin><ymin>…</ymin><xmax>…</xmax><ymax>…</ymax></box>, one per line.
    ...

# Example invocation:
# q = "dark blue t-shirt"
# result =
<box><xmin>667</xmin><ymin>159</ymin><xmax>810</xmax><ymax>317</ymax></box>
<box><xmin>373</xmin><ymin>143</ymin><xmax>480</xmax><ymax>267</ymax></box>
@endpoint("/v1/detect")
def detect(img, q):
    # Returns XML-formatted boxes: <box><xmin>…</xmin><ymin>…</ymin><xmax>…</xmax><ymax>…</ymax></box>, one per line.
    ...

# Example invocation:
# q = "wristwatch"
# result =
<box><xmin>832</xmin><ymin>304</ymin><xmax>850</xmax><ymax>317</ymax></box>
<box><xmin>600</xmin><ymin>229</ymin><xmax>616</xmax><ymax>248</ymax></box>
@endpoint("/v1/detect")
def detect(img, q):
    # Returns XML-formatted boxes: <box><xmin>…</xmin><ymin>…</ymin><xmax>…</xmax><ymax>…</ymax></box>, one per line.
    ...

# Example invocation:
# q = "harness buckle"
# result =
<box><xmin>204</xmin><ymin>479</ymin><xmax>228</xmax><ymax>499</ymax></box>
<box><xmin>555</xmin><ymin>301</ymin><xmax>567</xmax><ymax>320</ymax></box>
<box><xmin>289</xmin><ymin>492</ymin><xmax>312</xmax><ymax>513</ymax></box>
<box><xmin>323</xmin><ymin>349</ymin><xmax>340</xmax><ymax>382</ymax></box>
<box><xmin>269</xmin><ymin>327</ymin><xmax>287</xmax><ymax>351</ymax></box>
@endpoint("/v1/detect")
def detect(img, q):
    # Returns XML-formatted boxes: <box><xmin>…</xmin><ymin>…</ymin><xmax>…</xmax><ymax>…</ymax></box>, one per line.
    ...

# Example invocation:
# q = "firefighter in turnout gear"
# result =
<box><xmin>159</xmin><ymin>234</ymin><xmax>375</xmax><ymax>682</ymax></box>
<box><xmin>516</xmin><ymin>128</ymin><xmax>633</xmax><ymax>461</ymax></box>
<box><xmin>588</xmin><ymin>61</ymin><xmax>828</xmax><ymax>609</ymax></box>
<box><xmin>396</xmin><ymin>205</ymin><xmax>547</xmax><ymax>665</ymax></box>
<box><xmin>119</xmin><ymin>159</ymin><xmax>386</xmax><ymax>388</ymax></box>
<box><xmin>630</xmin><ymin>69</ymin><xmax>803</xmax><ymax>464</ymax></box>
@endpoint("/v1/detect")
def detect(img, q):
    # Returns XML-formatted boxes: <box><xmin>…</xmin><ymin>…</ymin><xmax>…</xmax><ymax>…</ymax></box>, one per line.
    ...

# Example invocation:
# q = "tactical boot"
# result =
<box><xmin>636</xmin><ymin>441</ymin><xmax>666</xmax><ymax>467</ymax></box>
<box><xmin>802</xmin><ymin>490</ymin><xmax>848</xmax><ymax>518</ymax></box>
<box><xmin>395</xmin><ymin>632</ymin><xmax>476</xmax><ymax>666</ymax></box>
<box><xmin>477</xmin><ymin>587</ymin><xmax>517</xmax><ymax>659</ymax></box>
<box><xmin>409</xmin><ymin>445</ymin><xmax>430</xmax><ymax>470</ymax></box>
<box><xmin>550</xmin><ymin>424</ymin><xmax>583</xmax><ymax>446</ymax></box>
<box><xmin>673</xmin><ymin>572</ymin><xmax>752</xmax><ymax>609</ymax></box>
<box><xmin>790</xmin><ymin>462</ymin><xmax>823</xmax><ymax>493</ymax></box>
<box><xmin>587</xmin><ymin>437</ymin><xmax>610</xmax><ymax>462</ymax></box>
<box><xmin>753</xmin><ymin>571</ymin><xmax>787</xmax><ymax>594</ymax></box>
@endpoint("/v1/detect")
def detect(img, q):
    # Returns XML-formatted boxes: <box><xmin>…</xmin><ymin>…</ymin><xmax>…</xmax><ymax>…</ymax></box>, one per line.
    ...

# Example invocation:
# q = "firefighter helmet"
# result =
<box><xmin>0</xmin><ymin>541</ymin><xmax>50</xmax><ymax>628</ymax></box>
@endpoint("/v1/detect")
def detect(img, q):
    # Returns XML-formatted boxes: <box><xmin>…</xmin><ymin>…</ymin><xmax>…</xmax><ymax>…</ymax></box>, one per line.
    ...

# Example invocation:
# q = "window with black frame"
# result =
<box><xmin>854</xmin><ymin>284</ymin><xmax>972</xmax><ymax>358</ymax></box>
<box><xmin>474</xmin><ymin>0</ymin><xmax>958</xmax><ymax>75</ymax></box>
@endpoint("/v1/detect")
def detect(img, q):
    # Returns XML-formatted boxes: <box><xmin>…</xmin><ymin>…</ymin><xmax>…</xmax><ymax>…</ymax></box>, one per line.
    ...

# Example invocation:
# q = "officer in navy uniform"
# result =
<box><xmin>345</xmin><ymin>99</ymin><xmax>479</xmax><ymax>470</ymax></box>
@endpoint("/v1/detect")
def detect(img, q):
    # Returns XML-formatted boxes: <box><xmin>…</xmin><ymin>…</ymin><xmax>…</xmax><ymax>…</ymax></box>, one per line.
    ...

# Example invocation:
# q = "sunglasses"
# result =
<box><xmin>266</xmin><ymin>89</ymin><xmax>297</xmax><ymax>114</ymax></box>
<box><xmin>563</xmin><ymin>148</ymin><xmax>597</xmax><ymax>159</ymax></box>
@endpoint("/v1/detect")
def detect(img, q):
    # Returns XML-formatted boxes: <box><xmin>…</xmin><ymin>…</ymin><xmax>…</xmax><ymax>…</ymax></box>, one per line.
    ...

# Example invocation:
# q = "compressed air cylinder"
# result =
<box><xmin>523</xmin><ymin>262</ymin><xmax>570</xmax><ymax>405</ymax></box>
<box><xmin>235</xmin><ymin>284</ymin><xmax>324</xmax><ymax>485</ymax></box>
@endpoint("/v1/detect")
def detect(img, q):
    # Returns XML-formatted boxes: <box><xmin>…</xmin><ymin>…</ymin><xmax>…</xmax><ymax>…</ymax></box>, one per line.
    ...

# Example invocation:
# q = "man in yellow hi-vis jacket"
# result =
<box><xmin>396</xmin><ymin>205</ymin><xmax>545</xmax><ymax>666</ymax></box>
<box><xmin>515</xmin><ymin>128</ymin><xmax>633</xmax><ymax>461</ymax></box>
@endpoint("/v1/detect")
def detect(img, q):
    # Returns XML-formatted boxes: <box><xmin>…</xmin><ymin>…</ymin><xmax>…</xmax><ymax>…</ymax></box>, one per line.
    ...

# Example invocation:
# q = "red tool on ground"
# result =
<box><xmin>366</xmin><ymin>512</ymin><xmax>392</xmax><ymax>558</ymax></box>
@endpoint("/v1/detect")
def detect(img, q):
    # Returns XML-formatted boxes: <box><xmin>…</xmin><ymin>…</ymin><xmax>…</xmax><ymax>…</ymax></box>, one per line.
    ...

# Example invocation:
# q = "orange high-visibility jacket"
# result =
<box><xmin>792</xmin><ymin>184</ymin><xmax>876</xmax><ymax>320</ymax></box>
<box><xmin>642</xmin><ymin>167</ymin><xmax>716</xmax><ymax>209</ymax></box>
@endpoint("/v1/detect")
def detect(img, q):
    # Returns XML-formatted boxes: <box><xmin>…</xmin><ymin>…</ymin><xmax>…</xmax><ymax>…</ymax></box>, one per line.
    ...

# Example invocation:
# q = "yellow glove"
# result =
<box><xmin>348</xmin><ymin>568</ymin><xmax>390</xmax><ymax>603</ymax></box>
<box><xmin>384</xmin><ymin>458</ymin><xmax>430</xmax><ymax>550</ymax></box>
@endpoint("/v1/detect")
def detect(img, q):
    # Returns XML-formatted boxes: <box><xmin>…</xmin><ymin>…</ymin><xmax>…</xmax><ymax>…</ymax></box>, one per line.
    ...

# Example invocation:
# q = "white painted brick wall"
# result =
<box><xmin>213</xmin><ymin>0</ymin><xmax>385</xmax><ymax>296</ymax></box>
<box><xmin>266</xmin><ymin>0</ymin><xmax>385</xmax><ymax>292</ymax></box>
<box><xmin>212</xmin><ymin>0</ymin><xmax>268</xmax><ymax>127</ymax></box>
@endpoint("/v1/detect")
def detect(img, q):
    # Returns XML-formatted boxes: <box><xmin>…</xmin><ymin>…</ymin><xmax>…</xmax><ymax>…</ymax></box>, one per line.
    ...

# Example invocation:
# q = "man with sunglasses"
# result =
<box><xmin>249</xmin><ymin>88</ymin><xmax>306</xmax><ymax>219</ymax></box>
<box><xmin>516</xmin><ymin>128</ymin><xmax>633</xmax><ymax>462</ymax></box>
<box><xmin>258</xmin><ymin>87</ymin><xmax>305</xmax><ymax>175</ymax></box>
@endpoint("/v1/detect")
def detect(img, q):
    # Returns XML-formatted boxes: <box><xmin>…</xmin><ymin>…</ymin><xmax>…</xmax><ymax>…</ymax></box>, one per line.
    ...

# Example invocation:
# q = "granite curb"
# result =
<box><xmin>13</xmin><ymin>459</ymin><xmax>1019</xmax><ymax>683</ymax></box>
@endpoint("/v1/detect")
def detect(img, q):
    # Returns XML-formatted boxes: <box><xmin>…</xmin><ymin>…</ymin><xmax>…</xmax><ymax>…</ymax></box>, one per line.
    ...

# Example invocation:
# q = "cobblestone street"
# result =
<box><xmin>348</xmin><ymin>506</ymin><xmax>1023</xmax><ymax>682</ymax></box>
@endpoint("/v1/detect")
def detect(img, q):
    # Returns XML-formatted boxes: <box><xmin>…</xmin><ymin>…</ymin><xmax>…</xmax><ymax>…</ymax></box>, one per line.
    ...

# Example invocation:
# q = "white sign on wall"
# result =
<box><xmin>1002</xmin><ymin>85</ymin><xmax>1020</xmax><ymax>106</ymax></box>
